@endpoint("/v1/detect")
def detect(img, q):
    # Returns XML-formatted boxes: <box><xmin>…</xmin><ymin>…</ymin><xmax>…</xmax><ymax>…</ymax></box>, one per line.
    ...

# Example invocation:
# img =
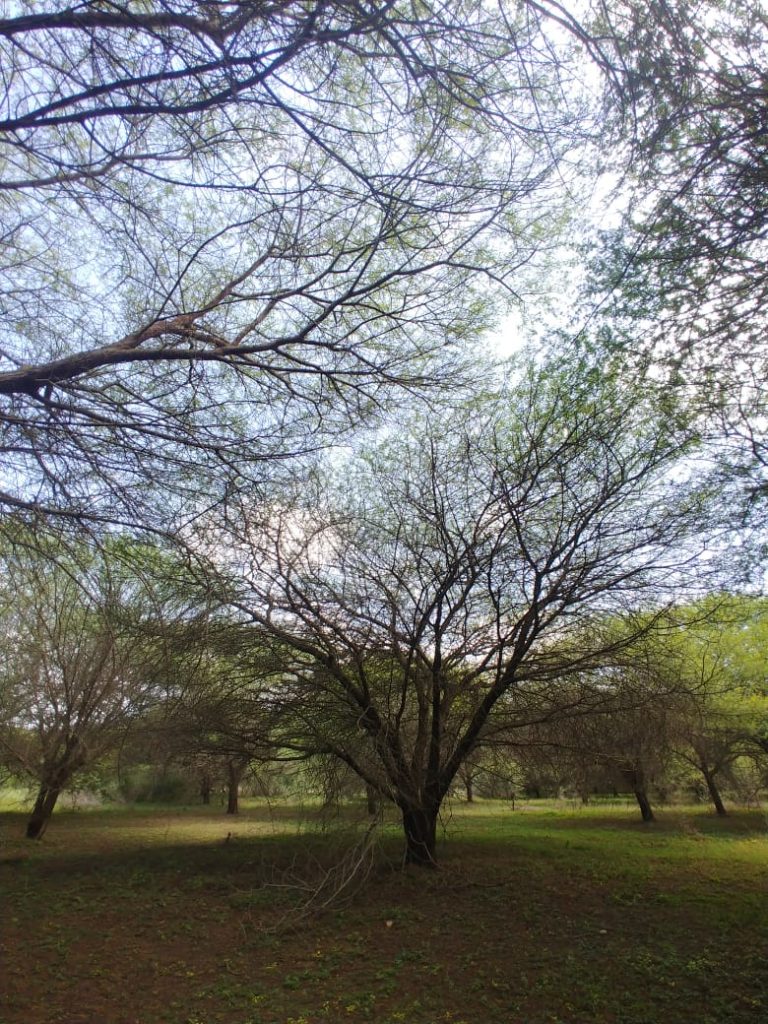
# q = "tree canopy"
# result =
<box><xmin>1</xmin><ymin>1</ymin><xmax>766</xmax><ymax>856</ymax></box>
<box><xmin>200</xmin><ymin>359</ymin><xmax>716</xmax><ymax>862</ymax></box>
<box><xmin>0</xmin><ymin>0</ymin><xmax>596</xmax><ymax>530</ymax></box>
<box><xmin>587</xmin><ymin>1</ymin><xmax>768</xmax><ymax>491</ymax></box>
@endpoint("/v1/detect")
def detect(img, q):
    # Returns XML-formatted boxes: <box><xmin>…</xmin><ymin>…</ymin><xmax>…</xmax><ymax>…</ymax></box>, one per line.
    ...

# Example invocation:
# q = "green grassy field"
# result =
<box><xmin>1</xmin><ymin>799</ymin><xmax>766</xmax><ymax>1024</ymax></box>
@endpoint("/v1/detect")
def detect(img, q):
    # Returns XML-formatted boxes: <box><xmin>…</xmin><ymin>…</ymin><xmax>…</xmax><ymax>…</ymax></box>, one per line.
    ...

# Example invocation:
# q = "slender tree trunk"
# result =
<box><xmin>26</xmin><ymin>784</ymin><xmax>62</xmax><ymax>839</ymax></box>
<box><xmin>401</xmin><ymin>805</ymin><xmax>438</xmax><ymax>867</ymax></box>
<box><xmin>200</xmin><ymin>773</ymin><xmax>212</xmax><ymax>805</ymax></box>
<box><xmin>365</xmin><ymin>784</ymin><xmax>378</xmax><ymax>817</ymax></box>
<box><xmin>633</xmin><ymin>786</ymin><xmax>655</xmax><ymax>822</ymax></box>
<box><xmin>226</xmin><ymin>760</ymin><xmax>241</xmax><ymax>815</ymax></box>
<box><xmin>465</xmin><ymin>774</ymin><xmax>474</xmax><ymax>803</ymax></box>
<box><xmin>620</xmin><ymin>767</ymin><xmax>654</xmax><ymax>822</ymax></box>
<box><xmin>25</xmin><ymin>741</ymin><xmax>85</xmax><ymax>839</ymax></box>
<box><xmin>701</xmin><ymin>767</ymin><xmax>727</xmax><ymax>817</ymax></box>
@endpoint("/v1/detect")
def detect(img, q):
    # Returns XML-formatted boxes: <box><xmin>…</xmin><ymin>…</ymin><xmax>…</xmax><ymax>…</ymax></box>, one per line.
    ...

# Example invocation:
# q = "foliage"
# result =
<box><xmin>0</xmin><ymin>533</ymin><xmax>203</xmax><ymax>835</ymax></box>
<box><xmin>0</xmin><ymin>0</ymin><xmax>595</xmax><ymax>531</ymax></box>
<box><xmin>203</xmin><ymin>355</ymin><xmax>717</xmax><ymax>861</ymax></box>
<box><xmin>0</xmin><ymin>1</ymin><xmax>765</xmax><ymax>858</ymax></box>
<box><xmin>586</xmin><ymin>0</ymin><xmax>768</xmax><ymax>515</ymax></box>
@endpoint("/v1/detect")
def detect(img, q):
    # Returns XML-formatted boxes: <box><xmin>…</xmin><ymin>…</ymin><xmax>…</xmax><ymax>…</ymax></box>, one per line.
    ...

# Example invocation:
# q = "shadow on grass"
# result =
<box><xmin>0</xmin><ymin>804</ymin><xmax>404</xmax><ymax>901</ymax></box>
<box><xmin>2</xmin><ymin>800</ymin><xmax>765</xmax><ymax>885</ymax></box>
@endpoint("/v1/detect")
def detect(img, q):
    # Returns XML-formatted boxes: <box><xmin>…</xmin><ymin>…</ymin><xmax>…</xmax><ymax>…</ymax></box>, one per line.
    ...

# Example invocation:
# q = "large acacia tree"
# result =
<box><xmin>0</xmin><ymin>0</ymin><xmax>597</xmax><ymax>529</ymax></box>
<box><xmin>209</xmin><ymin>359</ymin><xmax>715</xmax><ymax>865</ymax></box>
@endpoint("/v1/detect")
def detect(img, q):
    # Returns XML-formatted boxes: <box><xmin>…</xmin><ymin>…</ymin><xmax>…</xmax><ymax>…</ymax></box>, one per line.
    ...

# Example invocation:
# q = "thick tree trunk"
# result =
<box><xmin>401</xmin><ymin>805</ymin><xmax>438</xmax><ymax>867</ymax></box>
<box><xmin>702</xmin><ymin>767</ymin><xmax>727</xmax><ymax>817</ymax></box>
<box><xmin>26</xmin><ymin>784</ymin><xmax>61</xmax><ymax>839</ymax></box>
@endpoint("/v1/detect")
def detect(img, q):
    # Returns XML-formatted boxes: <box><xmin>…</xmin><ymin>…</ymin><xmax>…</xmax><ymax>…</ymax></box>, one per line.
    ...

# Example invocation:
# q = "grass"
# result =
<box><xmin>1</xmin><ymin>798</ymin><xmax>766</xmax><ymax>1024</ymax></box>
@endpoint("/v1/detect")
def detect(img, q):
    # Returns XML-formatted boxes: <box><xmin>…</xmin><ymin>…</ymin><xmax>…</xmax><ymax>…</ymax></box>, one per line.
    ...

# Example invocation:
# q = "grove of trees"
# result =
<box><xmin>0</xmin><ymin>0</ymin><xmax>767</xmax><ymax>864</ymax></box>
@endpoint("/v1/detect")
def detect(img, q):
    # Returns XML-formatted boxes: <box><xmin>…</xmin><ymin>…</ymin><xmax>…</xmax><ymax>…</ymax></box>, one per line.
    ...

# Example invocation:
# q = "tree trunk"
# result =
<box><xmin>619</xmin><ymin>766</ymin><xmax>654</xmax><ymax>822</ymax></box>
<box><xmin>401</xmin><ymin>805</ymin><xmax>438</xmax><ymax>867</ymax></box>
<box><xmin>465</xmin><ymin>774</ymin><xmax>474</xmax><ymax>803</ymax></box>
<box><xmin>26</xmin><ymin>784</ymin><xmax>61</xmax><ymax>839</ymax></box>
<box><xmin>200</xmin><ymin>774</ymin><xmax>212</xmax><ymax>805</ymax></box>
<box><xmin>702</xmin><ymin>767</ymin><xmax>727</xmax><ymax>817</ymax></box>
<box><xmin>633</xmin><ymin>786</ymin><xmax>655</xmax><ymax>822</ymax></box>
<box><xmin>365</xmin><ymin>784</ymin><xmax>378</xmax><ymax>817</ymax></box>
<box><xmin>226</xmin><ymin>760</ymin><xmax>241</xmax><ymax>815</ymax></box>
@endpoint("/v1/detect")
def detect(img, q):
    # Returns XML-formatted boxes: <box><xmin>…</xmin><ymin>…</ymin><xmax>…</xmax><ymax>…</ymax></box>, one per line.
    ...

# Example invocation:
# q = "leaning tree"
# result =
<box><xmin>206</xmin><ymin>358</ymin><xmax>717</xmax><ymax>865</ymax></box>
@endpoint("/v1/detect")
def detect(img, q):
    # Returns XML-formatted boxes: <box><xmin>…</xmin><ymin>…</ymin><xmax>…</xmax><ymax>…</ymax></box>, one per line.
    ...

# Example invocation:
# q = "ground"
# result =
<box><xmin>1</xmin><ymin>799</ymin><xmax>766</xmax><ymax>1024</ymax></box>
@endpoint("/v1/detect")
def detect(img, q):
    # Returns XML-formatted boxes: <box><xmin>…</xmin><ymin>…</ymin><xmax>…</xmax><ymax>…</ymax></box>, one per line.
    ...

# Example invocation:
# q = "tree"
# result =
<box><xmin>0</xmin><ymin>1</ymin><xmax>594</xmax><ymax>530</ymax></box>
<box><xmin>0</xmin><ymin>537</ymin><xmax>187</xmax><ymax>837</ymax></box>
<box><xmin>585</xmin><ymin>0</ymin><xmax>768</xmax><ymax>501</ymax></box>
<box><xmin>658</xmin><ymin>598</ymin><xmax>768</xmax><ymax>815</ymax></box>
<box><xmin>150</xmin><ymin>625</ymin><xmax>288</xmax><ymax>814</ymax></box>
<box><xmin>483</xmin><ymin>619</ymin><xmax>691</xmax><ymax>819</ymax></box>
<box><xmin>589</xmin><ymin>0</ymin><xmax>768</xmax><ymax>349</ymax></box>
<box><xmin>205</xmin><ymin>358</ymin><xmax>714</xmax><ymax>865</ymax></box>
<box><xmin>511</xmin><ymin>598</ymin><xmax>768</xmax><ymax>818</ymax></box>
